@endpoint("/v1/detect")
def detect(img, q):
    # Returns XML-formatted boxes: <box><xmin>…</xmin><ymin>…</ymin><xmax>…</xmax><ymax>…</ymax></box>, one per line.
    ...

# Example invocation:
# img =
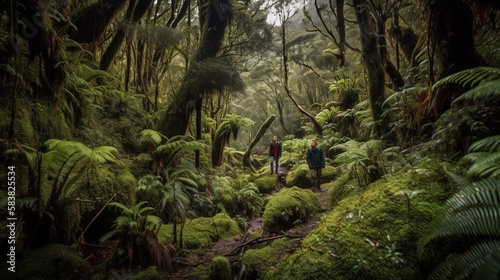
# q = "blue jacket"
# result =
<box><xmin>307</xmin><ymin>147</ymin><xmax>325</xmax><ymax>169</ymax></box>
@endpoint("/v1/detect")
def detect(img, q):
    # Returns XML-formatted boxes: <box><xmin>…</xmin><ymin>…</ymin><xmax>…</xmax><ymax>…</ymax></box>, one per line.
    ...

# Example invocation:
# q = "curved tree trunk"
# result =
<box><xmin>242</xmin><ymin>115</ymin><xmax>276</xmax><ymax>168</ymax></box>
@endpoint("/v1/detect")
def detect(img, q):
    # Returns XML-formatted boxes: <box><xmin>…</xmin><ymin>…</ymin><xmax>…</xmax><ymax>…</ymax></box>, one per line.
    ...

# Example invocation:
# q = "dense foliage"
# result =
<box><xmin>0</xmin><ymin>0</ymin><xmax>499</xmax><ymax>279</ymax></box>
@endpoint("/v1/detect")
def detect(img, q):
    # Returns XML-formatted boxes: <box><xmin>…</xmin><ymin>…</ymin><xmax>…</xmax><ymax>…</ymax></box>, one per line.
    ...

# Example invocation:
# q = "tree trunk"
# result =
<box><xmin>242</xmin><ymin>115</ymin><xmax>276</xmax><ymax>168</ymax></box>
<box><xmin>428</xmin><ymin>0</ymin><xmax>485</xmax><ymax>79</ymax></box>
<box><xmin>353</xmin><ymin>0</ymin><xmax>389</xmax><ymax>139</ymax></box>
<box><xmin>281</xmin><ymin>16</ymin><xmax>323</xmax><ymax>136</ymax></box>
<box><xmin>158</xmin><ymin>0</ymin><xmax>232</xmax><ymax>137</ymax></box>
<box><xmin>336</xmin><ymin>0</ymin><xmax>346</xmax><ymax>67</ymax></box>
<box><xmin>195</xmin><ymin>98</ymin><xmax>202</xmax><ymax>168</ymax></box>
<box><xmin>100</xmin><ymin>0</ymin><xmax>154</xmax><ymax>71</ymax></box>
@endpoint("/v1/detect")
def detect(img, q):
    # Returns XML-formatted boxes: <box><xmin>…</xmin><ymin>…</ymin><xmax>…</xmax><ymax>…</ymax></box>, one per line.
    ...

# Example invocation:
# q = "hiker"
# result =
<box><xmin>269</xmin><ymin>135</ymin><xmax>282</xmax><ymax>174</ymax></box>
<box><xmin>306</xmin><ymin>139</ymin><xmax>325</xmax><ymax>192</ymax></box>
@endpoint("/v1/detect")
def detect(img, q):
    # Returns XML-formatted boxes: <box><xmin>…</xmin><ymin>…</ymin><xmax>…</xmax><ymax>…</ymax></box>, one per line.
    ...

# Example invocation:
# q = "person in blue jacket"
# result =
<box><xmin>306</xmin><ymin>139</ymin><xmax>325</xmax><ymax>191</ymax></box>
<box><xmin>269</xmin><ymin>135</ymin><xmax>282</xmax><ymax>174</ymax></box>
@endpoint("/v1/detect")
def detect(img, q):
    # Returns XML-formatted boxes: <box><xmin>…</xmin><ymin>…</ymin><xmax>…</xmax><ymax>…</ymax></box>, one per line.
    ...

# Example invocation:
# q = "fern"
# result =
<box><xmin>468</xmin><ymin>135</ymin><xmax>500</xmax><ymax>153</ymax></box>
<box><xmin>419</xmin><ymin>176</ymin><xmax>500</xmax><ymax>279</ymax></box>
<box><xmin>454</xmin><ymin>80</ymin><xmax>500</xmax><ymax>103</ymax></box>
<box><xmin>428</xmin><ymin>240</ymin><xmax>500</xmax><ymax>280</ymax></box>
<box><xmin>432</xmin><ymin>67</ymin><xmax>500</xmax><ymax>89</ymax></box>
<box><xmin>462</xmin><ymin>152</ymin><xmax>500</xmax><ymax>179</ymax></box>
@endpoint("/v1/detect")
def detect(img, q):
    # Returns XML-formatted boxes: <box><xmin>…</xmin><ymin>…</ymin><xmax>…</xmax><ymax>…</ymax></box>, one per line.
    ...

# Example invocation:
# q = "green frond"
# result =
<box><xmin>420</xmin><ymin>178</ymin><xmax>500</xmax><ymax>250</ymax></box>
<box><xmin>468</xmin><ymin>135</ymin><xmax>500</xmax><ymax>153</ymax></box>
<box><xmin>447</xmin><ymin>178</ymin><xmax>500</xmax><ymax>212</ymax></box>
<box><xmin>454</xmin><ymin>80</ymin><xmax>500</xmax><ymax>103</ymax></box>
<box><xmin>88</xmin><ymin>146</ymin><xmax>118</xmax><ymax>163</ymax></box>
<box><xmin>429</xmin><ymin>240</ymin><xmax>500</xmax><ymax>280</ymax></box>
<box><xmin>464</xmin><ymin>153</ymin><xmax>500</xmax><ymax>179</ymax></box>
<box><xmin>109</xmin><ymin>202</ymin><xmax>131</xmax><ymax>213</ymax></box>
<box><xmin>432</xmin><ymin>67</ymin><xmax>500</xmax><ymax>90</ymax></box>
<box><xmin>98</xmin><ymin>229</ymin><xmax>120</xmax><ymax>243</ymax></box>
<box><xmin>140</xmin><ymin>129</ymin><xmax>167</xmax><ymax>147</ymax></box>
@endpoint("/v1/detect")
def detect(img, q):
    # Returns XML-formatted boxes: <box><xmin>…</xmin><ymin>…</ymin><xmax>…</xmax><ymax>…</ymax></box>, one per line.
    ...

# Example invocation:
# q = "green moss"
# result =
<box><xmin>268</xmin><ymin>157</ymin><xmax>451</xmax><ymax>279</ymax></box>
<box><xmin>130</xmin><ymin>266</ymin><xmax>166</xmax><ymax>280</ymax></box>
<box><xmin>262</xmin><ymin>187</ymin><xmax>319</xmax><ymax>231</ymax></box>
<box><xmin>208</xmin><ymin>256</ymin><xmax>231</xmax><ymax>280</ymax></box>
<box><xmin>286</xmin><ymin>164</ymin><xmax>336</xmax><ymax>188</ymax></box>
<box><xmin>14</xmin><ymin>244</ymin><xmax>91</xmax><ymax>280</ymax></box>
<box><xmin>158</xmin><ymin>213</ymin><xmax>242</xmax><ymax>249</ymax></box>
<box><xmin>254</xmin><ymin>175</ymin><xmax>276</xmax><ymax>194</ymax></box>
<box><xmin>242</xmin><ymin>237</ymin><xmax>298</xmax><ymax>279</ymax></box>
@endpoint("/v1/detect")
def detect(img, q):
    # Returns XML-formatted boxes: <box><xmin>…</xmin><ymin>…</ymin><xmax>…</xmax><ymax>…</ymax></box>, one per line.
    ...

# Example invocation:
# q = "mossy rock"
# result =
<box><xmin>12</xmin><ymin>244</ymin><xmax>91</xmax><ymax>280</ymax></box>
<box><xmin>242</xmin><ymin>238</ymin><xmax>298</xmax><ymax>279</ymax></box>
<box><xmin>266</xmin><ymin>157</ymin><xmax>451</xmax><ymax>279</ymax></box>
<box><xmin>262</xmin><ymin>187</ymin><xmax>319</xmax><ymax>231</ymax></box>
<box><xmin>158</xmin><ymin>213</ymin><xmax>242</xmax><ymax>249</ymax></box>
<box><xmin>286</xmin><ymin>164</ymin><xmax>336</xmax><ymax>188</ymax></box>
<box><xmin>254</xmin><ymin>175</ymin><xmax>276</xmax><ymax>194</ymax></box>
<box><xmin>208</xmin><ymin>256</ymin><xmax>231</xmax><ymax>280</ymax></box>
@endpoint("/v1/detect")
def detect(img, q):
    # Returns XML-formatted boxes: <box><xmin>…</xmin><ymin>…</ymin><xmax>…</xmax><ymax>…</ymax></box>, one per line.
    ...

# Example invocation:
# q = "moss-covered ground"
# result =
<box><xmin>265</xmin><ymin>158</ymin><xmax>451</xmax><ymax>280</ymax></box>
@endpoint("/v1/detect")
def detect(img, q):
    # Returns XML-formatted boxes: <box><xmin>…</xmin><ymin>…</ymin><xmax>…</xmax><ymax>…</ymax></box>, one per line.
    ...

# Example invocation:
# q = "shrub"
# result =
<box><xmin>158</xmin><ymin>213</ymin><xmax>242</xmax><ymax>249</ymax></box>
<box><xmin>208</xmin><ymin>256</ymin><xmax>231</xmax><ymax>280</ymax></box>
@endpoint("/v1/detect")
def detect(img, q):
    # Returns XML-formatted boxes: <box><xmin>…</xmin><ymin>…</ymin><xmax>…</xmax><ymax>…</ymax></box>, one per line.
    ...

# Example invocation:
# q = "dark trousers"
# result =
<box><xmin>270</xmin><ymin>157</ymin><xmax>279</xmax><ymax>174</ymax></box>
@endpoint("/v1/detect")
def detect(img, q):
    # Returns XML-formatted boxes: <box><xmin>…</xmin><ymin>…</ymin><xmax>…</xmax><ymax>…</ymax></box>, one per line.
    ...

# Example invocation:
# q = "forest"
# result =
<box><xmin>0</xmin><ymin>0</ymin><xmax>499</xmax><ymax>279</ymax></box>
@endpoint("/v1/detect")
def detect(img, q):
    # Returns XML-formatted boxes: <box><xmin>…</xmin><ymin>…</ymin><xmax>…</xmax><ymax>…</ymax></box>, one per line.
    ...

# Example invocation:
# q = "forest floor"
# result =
<box><xmin>170</xmin><ymin>182</ymin><xmax>333</xmax><ymax>279</ymax></box>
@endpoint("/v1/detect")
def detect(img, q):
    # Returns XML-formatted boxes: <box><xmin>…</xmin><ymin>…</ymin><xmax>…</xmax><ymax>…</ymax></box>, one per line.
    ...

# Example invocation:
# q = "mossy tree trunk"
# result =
<box><xmin>427</xmin><ymin>0</ymin><xmax>485</xmax><ymax>80</ymax></box>
<box><xmin>242</xmin><ymin>114</ymin><xmax>276</xmax><ymax>168</ymax></box>
<box><xmin>70</xmin><ymin>0</ymin><xmax>128</xmax><ymax>48</ymax></box>
<box><xmin>353</xmin><ymin>0</ymin><xmax>389</xmax><ymax>139</ymax></box>
<box><xmin>99</xmin><ymin>0</ymin><xmax>154</xmax><ymax>71</ymax></box>
<box><xmin>158</xmin><ymin>0</ymin><xmax>233</xmax><ymax>138</ymax></box>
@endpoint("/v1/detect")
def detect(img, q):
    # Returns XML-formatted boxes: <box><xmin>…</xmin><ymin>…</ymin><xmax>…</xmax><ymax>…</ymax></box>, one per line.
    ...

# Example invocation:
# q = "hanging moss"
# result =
<box><xmin>262</xmin><ymin>186</ymin><xmax>319</xmax><ymax>231</ymax></box>
<box><xmin>11</xmin><ymin>243</ymin><xmax>91</xmax><ymax>280</ymax></box>
<box><xmin>158</xmin><ymin>213</ymin><xmax>242</xmax><ymax>249</ymax></box>
<box><xmin>267</xmin><ymin>157</ymin><xmax>451</xmax><ymax>279</ymax></box>
<box><xmin>286</xmin><ymin>164</ymin><xmax>337</xmax><ymax>188</ymax></box>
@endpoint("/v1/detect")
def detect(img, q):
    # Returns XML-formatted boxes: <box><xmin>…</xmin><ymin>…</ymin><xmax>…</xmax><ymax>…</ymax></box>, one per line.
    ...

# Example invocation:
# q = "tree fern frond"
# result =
<box><xmin>88</xmin><ymin>146</ymin><xmax>118</xmax><ymax>163</ymax></box>
<box><xmin>465</xmin><ymin>153</ymin><xmax>500</xmax><ymax>179</ymax></box>
<box><xmin>140</xmin><ymin>129</ymin><xmax>167</xmax><ymax>147</ymax></box>
<box><xmin>433</xmin><ymin>67</ymin><xmax>500</xmax><ymax>89</ymax></box>
<box><xmin>468</xmin><ymin>135</ymin><xmax>500</xmax><ymax>153</ymax></box>
<box><xmin>454</xmin><ymin>80</ymin><xmax>500</xmax><ymax>103</ymax></box>
<box><xmin>429</xmin><ymin>240</ymin><xmax>500</xmax><ymax>280</ymax></box>
<box><xmin>427</xmin><ymin>206</ymin><xmax>500</xmax><ymax>239</ymax></box>
<box><xmin>446</xmin><ymin>178</ymin><xmax>500</xmax><ymax>211</ymax></box>
<box><xmin>443</xmin><ymin>167</ymin><xmax>470</xmax><ymax>189</ymax></box>
<box><xmin>420</xmin><ymin>178</ymin><xmax>500</xmax><ymax>251</ymax></box>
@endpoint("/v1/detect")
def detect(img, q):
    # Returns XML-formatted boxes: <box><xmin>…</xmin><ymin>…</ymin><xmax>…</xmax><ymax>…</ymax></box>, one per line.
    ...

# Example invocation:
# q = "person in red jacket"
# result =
<box><xmin>269</xmin><ymin>135</ymin><xmax>282</xmax><ymax>174</ymax></box>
